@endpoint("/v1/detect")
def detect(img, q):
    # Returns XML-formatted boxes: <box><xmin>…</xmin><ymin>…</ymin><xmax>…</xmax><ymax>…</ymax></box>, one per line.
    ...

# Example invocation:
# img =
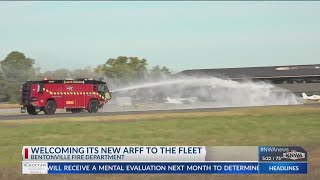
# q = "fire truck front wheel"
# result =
<box><xmin>27</xmin><ymin>106</ymin><xmax>38</xmax><ymax>115</ymax></box>
<box><xmin>43</xmin><ymin>100</ymin><xmax>57</xmax><ymax>115</ymax></box>
<box><xmin>87</xmin><ymin>99</ymin><xmax>99</xmax><ymax>113</ymax></box>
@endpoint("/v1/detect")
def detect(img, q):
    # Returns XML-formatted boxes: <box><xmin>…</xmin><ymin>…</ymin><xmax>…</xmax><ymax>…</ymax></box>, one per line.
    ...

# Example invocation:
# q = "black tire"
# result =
<box><xmin>27</xmin><ymin>106</ymin><xmax>38</xmax><ymax>115</ymax></box>
<box><xmin>87</xmin><ymin>99</ymin><xmax>99</xmax><ymax>113</ymax></box>
<box><xmin>71</xmin><ymin>109</ymin><xmax>83</xmax><ymax>113</ymax></box>
<box><xmin>43</xmin><ymin>100</ymin><xmax>56</xmax><ymax>115</ymax></box>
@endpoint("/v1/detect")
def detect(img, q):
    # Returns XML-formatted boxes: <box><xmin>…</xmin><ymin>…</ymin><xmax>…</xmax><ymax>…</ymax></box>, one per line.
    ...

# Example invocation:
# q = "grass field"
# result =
<box><xmin>0</xmin><ymin>105</ymin><xmax>319</xmax><ymax>180</ymax></box>
<box><xmin>0</xmin><ymin>103</ymin><xmax>19</xmax><ymax>109</ymax></box>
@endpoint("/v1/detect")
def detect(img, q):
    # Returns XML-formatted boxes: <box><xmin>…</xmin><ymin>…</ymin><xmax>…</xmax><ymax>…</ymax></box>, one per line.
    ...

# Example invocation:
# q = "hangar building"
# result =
<box><xmin>175</xmin><ymin>64</ymin><xmax>320</xmax><ymax>95</ymax></box>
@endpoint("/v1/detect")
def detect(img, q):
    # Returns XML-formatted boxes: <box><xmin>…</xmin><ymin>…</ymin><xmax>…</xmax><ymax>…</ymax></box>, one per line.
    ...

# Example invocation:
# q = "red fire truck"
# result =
<box><xmin>19</xmin><ymin>78</ymin><xmax>112</xmax><ymax>115</ymax></box>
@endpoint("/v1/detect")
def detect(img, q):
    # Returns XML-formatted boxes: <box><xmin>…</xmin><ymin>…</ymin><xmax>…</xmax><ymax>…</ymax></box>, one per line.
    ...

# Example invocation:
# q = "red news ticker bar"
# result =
<box><xmin>24</xmin><ymin>148</ymin><xmax>28</xmax><ymax>159</ymax></box>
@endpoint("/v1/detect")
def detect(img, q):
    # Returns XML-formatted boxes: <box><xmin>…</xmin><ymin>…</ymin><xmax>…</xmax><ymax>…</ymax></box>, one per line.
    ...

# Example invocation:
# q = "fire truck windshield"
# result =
<box><xmin>98</xmin><ymin>84</ymin><xmax>104</xmax><ymax>92</ymax></box>
<box><xmin>104</xmin><ymin>84</ymin><xmax>110</xmax><ymax>93</ymax></box>
<box><xmin>98</xmin><ymin>84</ymin><xmax>111</xmax><ymax>100</ymax></box>
<box><xmin>104</xmin><ymin>85</ymin><xmax>111</xmax><ymax>100</ymax></box>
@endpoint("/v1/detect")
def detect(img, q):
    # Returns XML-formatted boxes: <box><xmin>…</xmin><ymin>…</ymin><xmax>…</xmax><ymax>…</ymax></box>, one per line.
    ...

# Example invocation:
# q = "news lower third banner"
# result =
<box><xmin>21</xmin><ymin>146</ymin><xmax>307</xmax><ymax>174</ymax></box>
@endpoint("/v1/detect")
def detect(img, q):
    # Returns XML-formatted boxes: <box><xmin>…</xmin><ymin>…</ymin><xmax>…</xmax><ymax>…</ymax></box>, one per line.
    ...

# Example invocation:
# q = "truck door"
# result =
<box><xmin>63</xmin><ymin>84</ymin><xmax>75</xmax><ymax>108</ymax></box>
<box><xmin>85</xmin><ymin>84</ymin><xmax>95</xmax><ymax>105</ymax></box>
<box><xmin>73</xmin><ymin>84</ymin><xmax>86</xmax><ymax>108</ymax></box>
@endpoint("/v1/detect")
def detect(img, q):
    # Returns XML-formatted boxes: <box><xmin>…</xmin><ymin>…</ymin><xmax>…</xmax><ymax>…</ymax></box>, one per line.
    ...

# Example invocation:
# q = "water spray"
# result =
<box><xmin>107</xmin><ymin>76</ymin><xmax>302</xmax><ymax>109</ymax></box>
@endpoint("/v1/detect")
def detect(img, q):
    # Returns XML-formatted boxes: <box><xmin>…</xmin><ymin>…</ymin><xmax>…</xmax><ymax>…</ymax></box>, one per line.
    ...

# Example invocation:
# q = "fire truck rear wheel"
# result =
<box><xmin>27</xmin><ymin>106</ymin><xmax>38</xmax><ymax>115</ymax></box>
<box><xmin>87</xmin><ymin>99</ymin><xmax>99</xmax><ymax>113</ymax></box>
<box><xmin>44</xmin><ymin>100</ymin><xmax>57</xmax><ymax>114</ymax></box>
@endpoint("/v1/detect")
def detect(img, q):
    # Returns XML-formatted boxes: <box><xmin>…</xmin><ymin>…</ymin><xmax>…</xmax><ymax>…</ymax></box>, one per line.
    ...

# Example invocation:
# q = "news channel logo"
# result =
<box><xmin>282</xmin><ymin>150</ymin><xmax>306</xmax><ymax>160</ymax></box>
<box><xmin>259</xmin><ymin>146</ymin><xmax>307</xmax><ymax>162</ymax></box>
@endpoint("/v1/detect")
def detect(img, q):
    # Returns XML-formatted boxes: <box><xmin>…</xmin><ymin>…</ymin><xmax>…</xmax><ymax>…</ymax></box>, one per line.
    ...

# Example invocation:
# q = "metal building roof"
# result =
<box><xmin>175</xmin><ymin>64</ymin><xmax>320</xmax><ymax>79</ymax></box>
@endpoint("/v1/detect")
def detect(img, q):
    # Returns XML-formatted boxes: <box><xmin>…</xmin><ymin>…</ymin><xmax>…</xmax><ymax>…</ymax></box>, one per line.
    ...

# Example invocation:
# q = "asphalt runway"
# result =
<box><xmin>0</xmin><ymin>107</ymin><xmax>230</xmax><ymax>120</ymax></box>
<box><xmin>0</xmin><ymin>104</ymin><xmax>319</xmax><ymax>121</ymax></box>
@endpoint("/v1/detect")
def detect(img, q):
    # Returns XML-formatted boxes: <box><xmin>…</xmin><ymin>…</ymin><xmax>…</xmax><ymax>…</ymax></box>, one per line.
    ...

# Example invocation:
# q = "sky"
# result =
<box><xmin>0</xmin><ymin>1</ymin><xmax>320</xmax><ymax>73</ymax></box>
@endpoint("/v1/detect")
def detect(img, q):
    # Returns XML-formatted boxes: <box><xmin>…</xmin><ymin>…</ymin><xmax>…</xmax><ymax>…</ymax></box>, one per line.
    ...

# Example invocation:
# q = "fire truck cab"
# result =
<box><xmin>19</xmin><ymin>78</ymin><xmax>112</xmax><ymax>115</ymax></box>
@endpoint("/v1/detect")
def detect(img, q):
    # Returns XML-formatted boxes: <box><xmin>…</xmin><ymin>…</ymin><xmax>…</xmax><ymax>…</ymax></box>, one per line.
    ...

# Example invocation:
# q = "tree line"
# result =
<box><xmin>0</xmin><ymin>51</ymin><xmax>171</xmax><ymax>103</ymax></box>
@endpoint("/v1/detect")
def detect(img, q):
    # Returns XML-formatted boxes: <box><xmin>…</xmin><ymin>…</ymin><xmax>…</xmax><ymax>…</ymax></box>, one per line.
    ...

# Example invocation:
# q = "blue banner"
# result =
<box><xmin>259</xmin><ymin>162</ymin><xmax>307</xmax><ymax>174</ymax></box>
<box><xmin>47</xmin><ymin>162</ymin><xmax>258</xmax><ymax>174</ymax></box>
<box><xmin>45</xmin><ymin>162</ymin><xmax>308</xmax><ymax>174</ymax></box>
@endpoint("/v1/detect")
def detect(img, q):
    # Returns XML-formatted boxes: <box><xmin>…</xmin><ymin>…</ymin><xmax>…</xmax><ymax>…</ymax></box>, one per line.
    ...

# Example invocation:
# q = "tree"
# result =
<box><xmin>95</xmin><ymin>56</ymin><xmax>148</xmax><ymax>84</ymax></box>
<box><xmin>41</xmin><ymin>67</ymin><xmax>98</xmax><ymax>80</ymax></box>
<box><xmin>70</xmin><ymin>67</ymin><xmax>97</xmax><ymax>79</ymax></box>
<box><xmin>0</xmin><ymin>51</ymin><xmax>38</xmax><ymax>102</ymax></box>
<box><xmin>150</xmin><ymin>65</ymin><xmax>171</xmax><ymax>80</ymax></box>
<box><xmin>0</xmin><ymin>70</ymin><xmax>8</xmax><ymax>101</ymax></box>
<box><xmin>1</xmin><ymin>51</ymin><xmax>37</xmax><ymax>81</ymax></box>
<box><xmin>42</xmin><ymin>69</ymin><xmax>71</xmax><ymax>79</ymax></box>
